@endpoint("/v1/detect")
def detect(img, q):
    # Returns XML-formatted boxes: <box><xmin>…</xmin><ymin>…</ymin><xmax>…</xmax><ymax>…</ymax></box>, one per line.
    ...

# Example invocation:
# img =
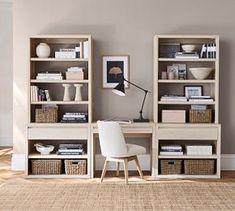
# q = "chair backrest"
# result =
<box><xmin>97</xmin><ymin>121</ymin><xmax>128</xmax><ymax>157</ymax></box>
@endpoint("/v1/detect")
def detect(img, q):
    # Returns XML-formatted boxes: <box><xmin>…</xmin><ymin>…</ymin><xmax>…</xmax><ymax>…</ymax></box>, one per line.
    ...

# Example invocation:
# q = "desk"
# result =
<box><xmin>90</xmin><ymin>122</ymin><xmax>156</xmax><ymax>178</ymax></box>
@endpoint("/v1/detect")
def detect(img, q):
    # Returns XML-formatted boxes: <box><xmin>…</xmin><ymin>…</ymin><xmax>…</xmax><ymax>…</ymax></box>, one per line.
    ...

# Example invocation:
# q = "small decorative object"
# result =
<box><xmin>181</xmin><ymin>44</ymin><xmax>196</xmax><ymax>53</ymax></box>
<box><xmin>161</xmin><ymin>71</ymin><xmax>167</xmax><ymax>79</ymax></box>
<box><xmin>184</xmin><ymin>85</ymin><xmax>203</xmax><ymax>99</ymax></box>
<box><xmin>74</xmin><ymin>84</ymin><xmax>83</xmax><ymax>101</ymax></box>
<box><xmin>167</xmin><ymin>65</ymin><xmax>178</xmax><ymax>79</ymax></box>
<box><xmin>173</xmin><ymin>64</ymin><xmax>187</xmax><ymax>80</ymax></box>
<box><xmin>102</xmin><ymin>56</ymin><xmax>129</xmax><ymax>88</ymax></box>
<box><xmin>62</xmin><ymin>84</ymin><xmax>72</xmax><ymax>101</ymax></box>
<box><xmin>34</xmin><ymin>143</ymin><xmax>54</xmax><ymax>155</ymax></box>
<box><xmin>36</xmin><ymin>43</ymin><xmax>51</xmax><ymax>58</ymax></box>
<box><xmin>189</xmin><ymin>67</ymin><xmax>214</xmax><ymax>80</ymax></box>
<box><xmin>162</xmin><ymin>110</ymin><xmax>186</xmax><ymax>123</ymax></box>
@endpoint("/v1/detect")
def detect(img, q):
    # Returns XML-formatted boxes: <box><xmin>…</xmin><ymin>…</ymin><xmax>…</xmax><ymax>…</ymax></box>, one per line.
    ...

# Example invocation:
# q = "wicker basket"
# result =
<box><xmin>64</xmin><ymin>160</ymin><xmax>86</xmax><ymax>175</ymax></box>
<box><xmin>189</xmin><ymin>109</ymin><xmax>212</xmax><ymax>123</ymax></box>
<box><xmin>160</xmin><ymin>159</ymin><xmax>182</xmax><ymax>174</ymax></box>
<box><xmin>184</xmin><ymin>160</ymin><xmax>215</xmax><ymax>175</ymax></box>
<box><xmin>31</xmin><ymin>160</ymin><xmax>62</xmax><ymax>175</ymax></box>
<box><xmin>35</xmin><ymin>108</ymin><xmax>58</xmax><ymax>123</ymax></box>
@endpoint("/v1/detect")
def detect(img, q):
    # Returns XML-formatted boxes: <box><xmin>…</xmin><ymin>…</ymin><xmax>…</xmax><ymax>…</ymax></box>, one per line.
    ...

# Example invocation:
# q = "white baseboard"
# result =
<box><xmin>221</xmin><ymin>154</ymin><xmax>235</xmax><ymax>170</ymax></box>
<box><xmin>10</xmin><ymin>153</ymin><xmax>235</xmax><ymax>172</ymax></box>
<box><xmin>95</xmin><ymin>154</ymin><xmax>150</xmax><ymax>171</ymax></box>
<box><xmin>11</xmin><ymin>154</ymin><xmax>25</xmax><ymax>171</ymax></box>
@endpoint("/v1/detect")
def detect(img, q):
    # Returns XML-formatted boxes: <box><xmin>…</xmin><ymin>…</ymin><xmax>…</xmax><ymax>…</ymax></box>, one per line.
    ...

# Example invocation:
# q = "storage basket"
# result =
<box><xmin>35</xmin><ymin>108</ymin><xmax>58</xmax><ymax>123</ymax></box>
<box><xmin>31</xmin><ymin>159</ymin><xmax>62</xmax><ymax>175</ymax></box>
<box><xmin>189</xmin><ymin>109</ymin><xmax>212</xmax><ymax>123</ymax></box>
<box><xmin>184</xmin><ymin>160</ymin><xmax>215</xmax><ymax>175</ymax></box>
<box><xmin>64</xmin><ymin>160</ymin><xmax>86</xmax><ymax>175</ymax></box>
<box><xmin>160</xmin><ymin>159</ymin><xmax>182</xmax><ymax>174</ymax></box>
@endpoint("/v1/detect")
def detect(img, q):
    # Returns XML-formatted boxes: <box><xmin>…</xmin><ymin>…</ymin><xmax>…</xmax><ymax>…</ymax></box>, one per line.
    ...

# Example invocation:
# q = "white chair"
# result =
<box><xmin>97</xmin><ymin>121</ymin><xmax>146</xmax><ymax>184</ymax></box>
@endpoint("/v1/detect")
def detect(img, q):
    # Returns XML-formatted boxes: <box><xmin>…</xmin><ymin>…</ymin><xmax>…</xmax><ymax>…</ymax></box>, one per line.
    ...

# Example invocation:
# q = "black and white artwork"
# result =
<box><xmin>102</xmin><ymin>56</ymin><xmax>129</xmax><ymax>88</ymax></box>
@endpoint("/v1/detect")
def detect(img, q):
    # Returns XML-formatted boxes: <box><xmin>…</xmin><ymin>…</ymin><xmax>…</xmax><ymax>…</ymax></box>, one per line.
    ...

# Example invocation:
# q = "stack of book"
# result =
<box><xmin>175</xmin><ymin>52</ymin><xmax>199</xmax><ymax>59</ymax></box>
<box><xmin>160</xmin><ymin>145</ymin><xmax>183</xmax><ymax>155</ymax></box>
<box><xmin>55</xmin><ymin>48</ymin><xmax>76</xmax><ymax>59</ymax></box>
<box><xmin>189</xmin><ymin>96</ymin><xmax>214</xmax><ymax>102</ymax></box>
<box><xmin>30</xmin><ymin>86</ymin><xmax>51</xmax><ymax>102</ymax></box>
<box><xmin>36</xmin><ymin>72</ymin><xmax>63</xmax><ymax>80</ymax></box>
<box><xmin>160</xmin><ymin>95</ymin><xmax>187</xmax><ymax>102</ymax></box>
<box><xmin>57</xmin><ymin>143</ymin><xmax>85</xmax><ymax>155</ymax></box>
<box><xmin>61</xmin><ymin>112</ymin><xmax>88</xmax><ymax>123</ymax></box>
<box><xmin>200</xmin><ymin>43</ymin><xmax>216</xmax><ymax>58</ymax></box>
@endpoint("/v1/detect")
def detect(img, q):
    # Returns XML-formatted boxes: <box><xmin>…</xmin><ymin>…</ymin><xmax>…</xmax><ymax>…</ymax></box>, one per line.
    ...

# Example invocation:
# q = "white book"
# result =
<box><xmin>160</xmin><ymin>151</ymin><xmax>183</xmax><ymax>155</ymax></box>
<box><xmin>189</xmin><ymin>99</ymin><xmax>214</xmax><ymax>102</ymax></box>
<box><xmin>161</xmin><ymin>145</ymin><xmax>182</xmax><ymax>150</ymax></box>
<box><xmin>83</xmin><ymin>41</ymin><xmax>89</xmax><ymax>59</ymax></box>
<box><xmin>44</xmin><ymin>90</ymin><xmax>51</xmax><ymax>101</ymax></box>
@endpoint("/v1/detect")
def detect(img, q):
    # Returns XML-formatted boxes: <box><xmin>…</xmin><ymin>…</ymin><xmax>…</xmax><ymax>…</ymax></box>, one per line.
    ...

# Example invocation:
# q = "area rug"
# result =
<box><xmin>0</xmin><ymin>182</ymin><xmax>234</xmax><ymax>211</ymax></box>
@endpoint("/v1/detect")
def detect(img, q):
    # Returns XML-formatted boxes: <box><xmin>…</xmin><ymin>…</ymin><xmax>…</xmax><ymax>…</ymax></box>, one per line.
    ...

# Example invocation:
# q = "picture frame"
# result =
<box><xmin>184</xmin><ymin>85</ymin><xmax>203</xmax><ymax>98</ymax></box>
<box><xmin>102</xmin><ymin>55</ymin><xmax>129</xmax><ymax>88</ymax></box>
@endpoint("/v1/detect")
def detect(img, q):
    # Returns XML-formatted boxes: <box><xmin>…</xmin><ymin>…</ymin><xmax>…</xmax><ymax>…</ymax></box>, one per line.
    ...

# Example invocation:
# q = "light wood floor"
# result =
<box><xmin>1</xmin><ymin>147</ymin><xmax>235</xmax><ymax>183</ymax></box>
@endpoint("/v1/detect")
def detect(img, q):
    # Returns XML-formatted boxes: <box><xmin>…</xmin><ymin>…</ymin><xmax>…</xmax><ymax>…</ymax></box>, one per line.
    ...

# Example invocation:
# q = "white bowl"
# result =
<box><xmin>35</xmin><ymin>144</ymin><xmax>54</xmax><ymax>155</ymax></box>
<box><xmin>181</xmin><ymin>44</ymin><xmax>196</xmax><ymax>53</ymax></box>
<box><xmin>189</xmin><ymin>68</ymin><xmax>214</xmax><ymax>80</ymax></box>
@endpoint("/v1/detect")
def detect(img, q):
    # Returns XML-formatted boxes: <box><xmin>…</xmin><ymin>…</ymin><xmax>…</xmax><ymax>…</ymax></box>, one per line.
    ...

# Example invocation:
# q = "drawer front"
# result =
<box><xmin>157</xmin><ymin>127</ymin><xmax>218</xmax><ymax>140</ymax></box>
<box><xmin>28</xmin><ymin>127</ymin><xmax>88</xmax><ymax>139</ymax></box>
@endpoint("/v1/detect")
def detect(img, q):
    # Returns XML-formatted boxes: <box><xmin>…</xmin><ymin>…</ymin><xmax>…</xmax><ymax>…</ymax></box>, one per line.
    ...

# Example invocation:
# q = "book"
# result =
<box><xmin>83</xmin><ymin>41</ymin><xmax>89</xmax><ymax>59</ymax></box>
<box><xmin>59</xmin><ymin>143</ymin><xmax>83</xmax><ymax>149</ymax></box>
<box><xmin>175</xmin><ymin>52</ymin><xmax>199</xmax><ymax>59</ymax></box>
<box><xmin>160</xmin><ymin>151</ymin><xmax>183</xmax><ymax>155</ymax></box>
<box><xmin>161</xmin><ymin>145</ymin><xmax>182</xmax><ymax>150</ymax></box>
<box><xmin>44</xmin><ymin>90</ymin><xmax>51</xmax><ymax>101</ymax></box>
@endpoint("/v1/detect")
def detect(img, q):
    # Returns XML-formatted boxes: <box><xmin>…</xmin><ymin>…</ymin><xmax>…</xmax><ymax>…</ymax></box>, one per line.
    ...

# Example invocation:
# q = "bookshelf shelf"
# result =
<box><xmin>158</xmin><ymin>58</ymin><xmax>216</xmax><ymax>62</ymax></box>
<box><xmin>30</xmin><ymin>80</ymin><xmax>89</xmax><ymax>84</ymax></box>
<box><xmin>31</xmin><ymin>101</ymin><xmax>89</xmax><ymax>105</ymax></box>
<box><xmin>28</xmin><ymin>153</ymin><xmax>88</xmax><ymax>159</ymax></box>
<box><xmin>30</xmin><ymin>58</ymin><xmax>88</xmax><ymax>62</ymax></box>
<box><xmin>158</xmin><ymin>101</ymin><xmax>215</xmax><ymax>105</ymax></box>
<box><xmin>158</xmin><ymin>80</ymin><xmax>216</xmax><ymax>84</ymax></box>
<box><xmin>158</xmin><ymin>154</ymin><xmax>218</xmax><ymax>159</ymax></box>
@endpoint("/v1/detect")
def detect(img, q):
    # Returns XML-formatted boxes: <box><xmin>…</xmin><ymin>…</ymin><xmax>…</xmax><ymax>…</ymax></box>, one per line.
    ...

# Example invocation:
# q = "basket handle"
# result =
<box><xmin>168</xmin><ymin>161</ymin><xmax>175</xmax><ymax>165</ymax></box>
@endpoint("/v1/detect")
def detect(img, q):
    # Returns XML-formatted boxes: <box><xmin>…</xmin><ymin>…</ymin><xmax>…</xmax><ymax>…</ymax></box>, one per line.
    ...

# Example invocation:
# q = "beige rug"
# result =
<box><xmin>0</xmin><ymin>182</ymin><xmax>234</xmax><ymax>211</ymax></box>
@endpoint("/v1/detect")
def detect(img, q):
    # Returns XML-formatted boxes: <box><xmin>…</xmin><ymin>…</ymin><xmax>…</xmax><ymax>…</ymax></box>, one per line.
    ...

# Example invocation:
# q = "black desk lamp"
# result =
<box><xmin>112</xmin><ymin>76</ymin><xmax>150</xmax><ymax>122</ymax></box>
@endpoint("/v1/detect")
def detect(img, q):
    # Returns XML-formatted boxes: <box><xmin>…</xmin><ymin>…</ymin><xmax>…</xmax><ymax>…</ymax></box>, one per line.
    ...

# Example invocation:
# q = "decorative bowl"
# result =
<box><xmin>181</xmin><ymin>44</ymin><xmax>196</xmax><ymax>53</ymax></box>
<box><xmin>189</xmin><ymin>67</ymin><xmax>214</xmax><ymax>80</ymax></box>
<box><xmin>35</xmin><ymin>143</ymin><xmax>54</xmax><ymax>155</ymax></box>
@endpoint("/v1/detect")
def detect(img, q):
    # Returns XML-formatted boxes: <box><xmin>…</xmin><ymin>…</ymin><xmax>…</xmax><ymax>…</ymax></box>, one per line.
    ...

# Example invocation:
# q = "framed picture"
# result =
<box><xmin>167</xmin><ymin>65</ymin><xmax>178</xmax><ymax>80</ymax></box>
<box><xmin>102</xmin><ymin>56</ymin><xmax>129</xmax><ymax>88</ymax></box>
<box><xmin>184</xmin><ymin>85</ymin><xmax>203</xmax><ymax>98</ymax></box>
<box><xmin>173</xmin><ymin>64</ymin><xmax>187</xmax><ymax>80</ymax></box>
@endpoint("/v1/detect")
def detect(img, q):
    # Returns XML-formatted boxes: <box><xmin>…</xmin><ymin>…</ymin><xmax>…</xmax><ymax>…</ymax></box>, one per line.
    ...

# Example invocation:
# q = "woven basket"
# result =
<box><xmin>160</xmin><ymin>159</ymin><xmax>182</xmax><ymax>174</ymax></box>
<box><xmin>31</xmin><ymin>159</ymin><xmax>62</xmax><ymax>175</ymax></box>
<box><xmin>35</xmin><ymin>108</ymin><xmax>58</xmax><ymax>123</ymax></box>
<box><xmin>64</xmin><ymin>160</ymin><xmax>86</xmax><ymax>175</ymax></box>
<box><xmin>189</xmin><ymin>109</ymin><xmax>212</xmax><ymax>123</ymax></box>
<box><xmin>184</xmin><ymin>160</ymin><xmax>215</xmax><ymax>175</ymax></box>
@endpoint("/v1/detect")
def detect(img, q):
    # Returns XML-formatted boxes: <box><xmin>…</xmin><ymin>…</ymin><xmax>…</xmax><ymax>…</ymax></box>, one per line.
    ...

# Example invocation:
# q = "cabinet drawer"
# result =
<box><xmin>158</xmin><ymin>127</ymin><xmax>218</xmax><ymax>140</ymax></box>
<box><xmin>28</xmin><ymin>127</ymin><xmax>88</xmax><ymax>139</ymax></box>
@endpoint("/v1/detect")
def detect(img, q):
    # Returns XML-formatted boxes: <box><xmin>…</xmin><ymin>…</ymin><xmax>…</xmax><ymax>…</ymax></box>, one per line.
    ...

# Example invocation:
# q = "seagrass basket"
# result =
<box><xmin>64</xmin><ymin>160</ymin><xmax>87</xmax><ymax>175</ymax></box>
<box><xmin>35</xmin><ymin>108</ymin><xmax>58</xmax><ymax>123</ymax></box>
<box><xmin>189</xmin><ymin>109</ymin><xmax>212</xmax><ymax>123</ymax></box>
<box><xmin>160</xmin><ymin>159</ymin><xmax>182</xmax><ymax>174</ymax></box>
<box><xmin>184</xmin><ymin>160</ymin><xmax>215</xmax><ymax>175</ymax></box>
<box><xmin>31</xmin><ymin>159</ymin><xmax>62</xmax><ymax>175</ymax></box>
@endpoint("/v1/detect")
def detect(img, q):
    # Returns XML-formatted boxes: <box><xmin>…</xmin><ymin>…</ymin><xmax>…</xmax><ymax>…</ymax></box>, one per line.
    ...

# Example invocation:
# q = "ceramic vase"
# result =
<box><xmin>36</xmin><ymin>43</ymin><xmax>51</xmax><ymax>58</ymax></box>
<box><xmin>62</xmin><ymin>84</ymin><xmax>71</xmax><ymax>101</ymax></box>
<box><xmin>74</xmin><ymin>84</ymin><xmax>83</xmax><ymax>101</ymax></box>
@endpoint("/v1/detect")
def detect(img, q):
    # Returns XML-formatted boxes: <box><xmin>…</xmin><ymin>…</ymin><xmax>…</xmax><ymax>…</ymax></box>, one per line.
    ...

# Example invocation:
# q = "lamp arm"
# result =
<box><xmin>123</xmin><ymin>78</ymin><xmax>148</xmax><ymax>93</ymax></box>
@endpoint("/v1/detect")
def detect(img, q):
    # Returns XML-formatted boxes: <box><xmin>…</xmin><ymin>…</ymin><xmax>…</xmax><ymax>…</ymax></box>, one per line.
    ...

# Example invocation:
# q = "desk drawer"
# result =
<box><xmin>28</xmin><ymin>127</ymin><xmax>88</xmax><ymax>140</ymax></box>
<box><xmin>157</xmin><ymin>127</ymin><xmax>218</xmax><ymax>140</ymax></box>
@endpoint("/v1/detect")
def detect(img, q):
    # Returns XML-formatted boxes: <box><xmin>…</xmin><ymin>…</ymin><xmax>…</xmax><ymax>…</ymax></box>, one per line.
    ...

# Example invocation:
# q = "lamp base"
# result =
<box><xmin>133</xmin><ymin>118</ymin><xmax>149</xmax><ymax>122</ymax></box>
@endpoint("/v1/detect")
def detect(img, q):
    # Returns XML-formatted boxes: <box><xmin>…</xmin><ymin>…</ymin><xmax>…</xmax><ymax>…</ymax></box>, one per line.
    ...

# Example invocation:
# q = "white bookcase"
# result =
<box><xmin>26</xmin><ymin>35</ymin><xmax>92</xmax><ymax>178</ymax></box>
<box><xmin>154</xmin><ymin>35</ymin><xmax>221</xmax><ymax>179</ymax></box>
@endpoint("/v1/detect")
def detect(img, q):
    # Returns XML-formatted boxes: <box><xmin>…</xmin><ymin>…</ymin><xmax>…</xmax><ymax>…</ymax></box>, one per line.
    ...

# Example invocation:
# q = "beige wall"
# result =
<box><xmin>13</xmin><ymin>0</ymin><xmax>235</xmax><ymax>154</ymax></box>
<box><xmin>0</xmin><ymin>0</ymin><xmax>12</xmax><ymax>146</ymax></box>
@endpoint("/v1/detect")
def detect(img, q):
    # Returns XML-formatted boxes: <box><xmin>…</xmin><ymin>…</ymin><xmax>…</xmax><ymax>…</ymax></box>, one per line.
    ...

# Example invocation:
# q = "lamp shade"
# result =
<box><xmin>112</xmin><ymin>82</ymin><xmax>125</xmax><ymax>96</ymax></box>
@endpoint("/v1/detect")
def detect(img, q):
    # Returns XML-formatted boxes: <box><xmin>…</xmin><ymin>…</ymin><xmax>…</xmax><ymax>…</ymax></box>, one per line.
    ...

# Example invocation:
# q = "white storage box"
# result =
<box><xmin>55</xmin><ymin>51</ymin><xmax>76</xmax><ymax>59</ymax></box>
<box><xmin>186</xmin><ymin>145</ymin><xmax>213</xmax><ymax>155</ymax></box>
<box><xmin>66</xmin><ymin>71</ymin><xmax>84</xmax><ymax>80</ymax></box>
<box><xmin>162</xmin><ymin>110</ymin><xmax>186</xmax><ymax>123</ymax></box>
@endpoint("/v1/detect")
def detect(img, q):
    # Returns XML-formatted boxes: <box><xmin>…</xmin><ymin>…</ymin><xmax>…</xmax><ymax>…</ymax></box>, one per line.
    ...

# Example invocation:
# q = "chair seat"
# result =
<box><xmin>125</xmin><ymin>144</ymin><xmax>146</xmax><ymax>157</ymax></box>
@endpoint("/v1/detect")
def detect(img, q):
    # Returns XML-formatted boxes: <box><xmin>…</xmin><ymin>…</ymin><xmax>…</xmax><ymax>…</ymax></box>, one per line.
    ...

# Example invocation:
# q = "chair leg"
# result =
<box><xmin>123</xmin><ymin>159</ymin><xmax>129</xmax><ymax>184</ymax></box>
<box><xmin>116</xmin><ymin>162</ymin><xmax>120</xmax><ymax>177</ymax></box>
<box><xmin>100</xmin><ymin>159</ymin><xmax>109</xmax><ymax>182</ymax></box>
<box><xmin>134</xmin><ymin>156</ymin><xmax>143</xmax><ymax>179</ymax></box>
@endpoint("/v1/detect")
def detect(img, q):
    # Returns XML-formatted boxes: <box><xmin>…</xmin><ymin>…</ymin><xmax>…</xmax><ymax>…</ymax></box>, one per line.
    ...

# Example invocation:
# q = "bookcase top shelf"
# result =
<box><xmin>31</xmin><ymin>101</ymin><xmax>89</xmax><ymax>105</ymax></box>
<box><xmin>30</xmin><ymin>80</ymin><xmax>89</xmax><ymax>84</ymax></box>
<box><xmin>30</xmin><ymin>58</ymin><xmax>89</xmax><ymax>62</ymax></box>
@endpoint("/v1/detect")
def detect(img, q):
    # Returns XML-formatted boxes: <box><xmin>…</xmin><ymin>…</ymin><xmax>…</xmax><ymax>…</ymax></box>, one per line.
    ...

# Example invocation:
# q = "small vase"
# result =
<box><xmin>74</xmin><ymin>84</ymin><xmax>83</xmax><ymax>101</ymax></box>
<box><xmin>36</xmin><ymin>43</ymin><xmax>51</xmax><ymax>58</ymax></box>
<box><xmin>62</xmin><ymin>84</ymin><xmax>71</xmax><ymax>101</ymax></box>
